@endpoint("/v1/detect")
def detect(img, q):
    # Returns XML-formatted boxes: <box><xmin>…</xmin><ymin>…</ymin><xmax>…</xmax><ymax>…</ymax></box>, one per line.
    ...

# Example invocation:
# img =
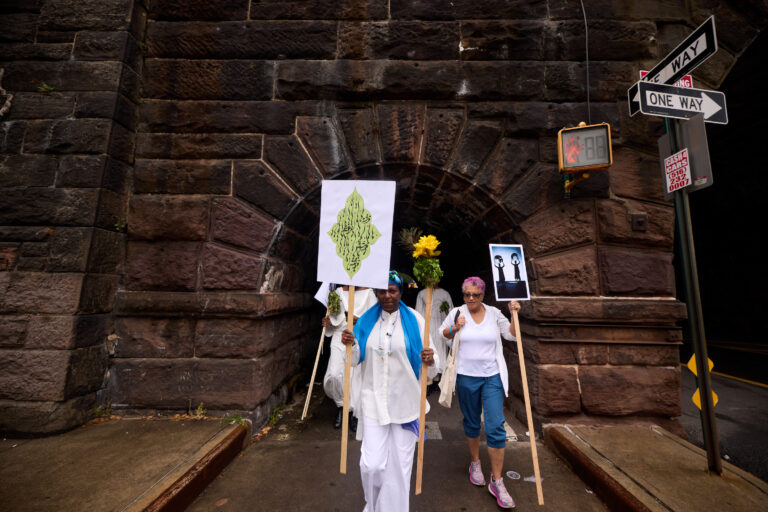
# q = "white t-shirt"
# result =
<box><xmin>456</xmin><ymin>309</ymin><xmax>501</xmax><ymax>377</ymax></box>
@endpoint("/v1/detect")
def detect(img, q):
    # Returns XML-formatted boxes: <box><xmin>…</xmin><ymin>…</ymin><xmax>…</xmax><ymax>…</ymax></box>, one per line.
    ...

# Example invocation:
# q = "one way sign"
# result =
<box><xmin>638</xmin><ymin>81</ymin><xmax>728</xmax><ymax>125</ymax></box>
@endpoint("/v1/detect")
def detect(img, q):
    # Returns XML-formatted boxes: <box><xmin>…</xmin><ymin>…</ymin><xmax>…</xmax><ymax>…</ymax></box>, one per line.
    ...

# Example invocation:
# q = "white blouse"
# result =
<box><xmin>440</xmin><ymin>304</ymin><xmax>516</xmax><ymax>396</ymax></box>
<box><xmin>350</xmin><ymin>307</ymin><xmax>439</xmax><ymax>425</ymax></box>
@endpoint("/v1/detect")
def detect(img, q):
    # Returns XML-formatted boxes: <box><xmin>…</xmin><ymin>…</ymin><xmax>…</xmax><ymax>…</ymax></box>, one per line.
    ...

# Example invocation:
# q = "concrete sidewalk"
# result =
<box><xmin>2</xmin><ymin>388</ymin><xmax>766</xmax><ymax>512</ymax></box>
<box><xmin>0</xmin><ymin>417</ymin><xmax>248</xmax><ymax>512</ymax></box>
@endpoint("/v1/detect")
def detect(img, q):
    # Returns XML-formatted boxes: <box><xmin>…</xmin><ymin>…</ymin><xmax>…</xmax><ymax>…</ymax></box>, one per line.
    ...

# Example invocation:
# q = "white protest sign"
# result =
<box><xmin>317</xmin><ymin>180</ymin><xmax>395</xmax><ymax>290</ymax></box>
<box><xmin>664</xmin><ymin>148</ymin><xmax>692</xmax><ymax>193</ymax></box>
<box><xmin>489</xmin><ymin>244</ymin><xmax>531</xmax><ymax>302</ymax></box>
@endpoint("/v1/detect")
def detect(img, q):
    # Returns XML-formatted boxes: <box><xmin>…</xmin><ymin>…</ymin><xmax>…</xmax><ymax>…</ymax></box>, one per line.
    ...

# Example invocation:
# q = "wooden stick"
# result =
<box><xmin>302</xmin><ymin>307</ymin><xmax>329</xmax><ymax>421</ymax></box>
<box><xmin>340</xmin><ymin>286</ymin><xmax>355</xmax><ymax>475</ymax></box>
<box><xmin>415</xmin><ymin>286</ymin><xmax>432</xmax><ymax>495</ymax></box>
<box><xmin>512</xmin><ymin>308</ymin><xmax>544</xmax><ymax>505</ymax></box>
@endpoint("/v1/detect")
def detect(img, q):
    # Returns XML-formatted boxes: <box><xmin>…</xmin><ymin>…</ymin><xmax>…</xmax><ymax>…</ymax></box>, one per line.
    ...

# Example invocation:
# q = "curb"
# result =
<box><xmin>126</xmin><ymin>422</ymin><xmax>250</xmax><ymax>512</ymax></box>
<box><xmin>545</xmin><ymin>425</ymin><xmax>653</xmax><ymax>512</ymax></box>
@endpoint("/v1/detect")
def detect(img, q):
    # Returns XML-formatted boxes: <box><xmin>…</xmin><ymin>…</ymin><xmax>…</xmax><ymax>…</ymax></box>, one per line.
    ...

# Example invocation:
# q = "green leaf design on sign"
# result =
<box><xmin>328</xmin><ymin>188</ymin><xmax>382</xmax><ymax>279</ymax></box>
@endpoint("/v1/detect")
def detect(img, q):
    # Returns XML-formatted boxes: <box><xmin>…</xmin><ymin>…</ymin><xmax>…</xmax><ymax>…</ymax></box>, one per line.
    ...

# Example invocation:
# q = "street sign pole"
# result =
<box><xmin>667</xmin><ymin>118</ymin><xmax>722</xmax><ymax>474</ymax></box>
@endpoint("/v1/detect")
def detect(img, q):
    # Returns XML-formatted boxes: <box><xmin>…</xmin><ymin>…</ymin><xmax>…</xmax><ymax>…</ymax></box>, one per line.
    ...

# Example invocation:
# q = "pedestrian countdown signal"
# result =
<box><xmin>558</xmin><ymin>122</ymin><xmax>613</xmax><ymax>174</ymax></box>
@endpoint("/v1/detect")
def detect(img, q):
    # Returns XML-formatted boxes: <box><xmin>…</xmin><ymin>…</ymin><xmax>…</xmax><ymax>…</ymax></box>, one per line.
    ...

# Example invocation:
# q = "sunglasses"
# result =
<box><xmin>463</xmin><ymin>292</ymin><xmax>483</xmax><ymax>299</ymax></box>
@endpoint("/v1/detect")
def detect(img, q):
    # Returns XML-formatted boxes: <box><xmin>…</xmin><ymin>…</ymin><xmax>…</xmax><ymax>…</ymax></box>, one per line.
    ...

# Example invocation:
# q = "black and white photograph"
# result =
<box><xmin>488</xmin><ymin>244</ymin><xmax>531</xmax><ymax>302</ymax></box>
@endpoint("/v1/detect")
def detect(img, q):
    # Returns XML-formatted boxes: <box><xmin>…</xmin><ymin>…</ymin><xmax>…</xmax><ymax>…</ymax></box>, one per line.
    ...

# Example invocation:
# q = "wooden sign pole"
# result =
<box><xmin>340</xmin><ymin>286</ymin><xmax>355</xmax><ymax>474</ymax></box>
<box><xmin>512</xmin><ymin>308</ymin><xmax>544</xmax><ymax>505</ymax></box>
<box><xmin>414</xmin><ymin>286</ymin><xmax>432</xmax><ymax>495</ymax></box>
<box><xmin>302</xmin><ymin>307</ymin><xmax>330</xmax><ymax>421</ymax></box>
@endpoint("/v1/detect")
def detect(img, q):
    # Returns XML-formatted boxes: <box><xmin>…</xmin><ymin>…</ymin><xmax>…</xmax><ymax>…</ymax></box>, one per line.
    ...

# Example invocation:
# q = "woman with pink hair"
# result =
<box><xmin>441</xmin><ymin>276</ymin><xmax>520</xmax><ymax>509</ymax></box>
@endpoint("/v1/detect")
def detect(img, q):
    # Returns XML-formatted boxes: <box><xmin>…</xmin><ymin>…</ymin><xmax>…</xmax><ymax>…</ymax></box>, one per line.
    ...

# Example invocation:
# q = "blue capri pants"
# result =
<box><xmin>456</xmin><ymin>373</ymin><xmax>506</xmax><ymax>449</ymax></box>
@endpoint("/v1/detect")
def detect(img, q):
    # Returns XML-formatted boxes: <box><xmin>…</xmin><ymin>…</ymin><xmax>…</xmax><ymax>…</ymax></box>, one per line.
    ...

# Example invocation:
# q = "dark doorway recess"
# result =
<box><xmin>682</xmin><ymin>30</ymin><xmax>768</xmax><ymax>382</ymax></box>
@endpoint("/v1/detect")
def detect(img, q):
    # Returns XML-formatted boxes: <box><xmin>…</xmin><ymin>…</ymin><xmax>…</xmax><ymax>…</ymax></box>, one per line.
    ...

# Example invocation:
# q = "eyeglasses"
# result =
<box><xmin>463</xmin><ymin>292</ymin><xmax>483</xmax><ymax>299</ymax></box>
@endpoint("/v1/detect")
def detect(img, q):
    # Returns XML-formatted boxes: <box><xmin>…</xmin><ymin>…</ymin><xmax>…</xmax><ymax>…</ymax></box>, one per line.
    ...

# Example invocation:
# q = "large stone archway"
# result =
<box><xmin>1</xmin><ymin>0</ymin><xmax>766</xmax><ymax>434</ymax></box>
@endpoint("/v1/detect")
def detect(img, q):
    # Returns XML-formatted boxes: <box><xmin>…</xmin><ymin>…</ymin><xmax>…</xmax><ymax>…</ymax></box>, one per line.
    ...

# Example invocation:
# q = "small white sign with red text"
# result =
<box><xmin>641</xmin><ymin>70</ymin><xmax>693</xmax><ymax>88</ymax></box>
<box><xmin>664</xmin><ymin>148</ymin><xmax>692</xmax><ymax>193</ymax></box>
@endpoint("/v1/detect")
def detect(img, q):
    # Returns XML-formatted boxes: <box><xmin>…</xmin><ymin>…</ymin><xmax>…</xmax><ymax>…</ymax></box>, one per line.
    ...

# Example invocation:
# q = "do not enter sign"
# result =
<box><xmin>664</xmin><ymin>148</ymin><xmax>692</xmax><ymax>193</ymax></box>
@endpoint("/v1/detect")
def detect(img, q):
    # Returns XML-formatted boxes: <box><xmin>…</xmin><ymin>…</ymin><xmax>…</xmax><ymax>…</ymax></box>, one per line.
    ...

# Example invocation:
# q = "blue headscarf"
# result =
<box><xmin>353</xmin><ymin>271</ymin><xmax>423</xmax><ymax>378</ymax></box>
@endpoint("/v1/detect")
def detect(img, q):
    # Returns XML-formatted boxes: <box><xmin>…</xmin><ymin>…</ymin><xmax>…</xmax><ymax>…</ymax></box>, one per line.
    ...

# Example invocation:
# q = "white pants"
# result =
<box><xmin>360</xmin><ymin>415</ymin><xmax>417</xmax><ymax>512</ymax></box>
<box><xmin>323</xmin><ymin>333</ymin><xmax>346</xmax><ymax>407</ymax></box>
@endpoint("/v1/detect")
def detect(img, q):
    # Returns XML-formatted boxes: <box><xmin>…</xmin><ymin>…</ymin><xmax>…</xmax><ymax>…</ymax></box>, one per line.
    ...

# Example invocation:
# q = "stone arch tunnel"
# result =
<box><xmin>0</xmin><ymin>0</ymin><xmax>766</xmax><ymax>434</ymax></box>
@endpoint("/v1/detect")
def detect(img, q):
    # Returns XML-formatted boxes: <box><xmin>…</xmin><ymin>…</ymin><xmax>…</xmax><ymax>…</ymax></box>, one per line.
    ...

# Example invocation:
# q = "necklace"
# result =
<box><xmin>376</xmin><ymin>310</ymin><xmax>398</xmax><ymax>361</ymax></box>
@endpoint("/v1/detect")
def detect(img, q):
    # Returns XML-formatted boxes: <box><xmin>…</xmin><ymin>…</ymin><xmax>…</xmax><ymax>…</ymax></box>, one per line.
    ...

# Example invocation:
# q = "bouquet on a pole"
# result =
<box><xmin>398</xmin><ymin>228</ymin><xmax>443</xmax><ymax>495</ymax></box>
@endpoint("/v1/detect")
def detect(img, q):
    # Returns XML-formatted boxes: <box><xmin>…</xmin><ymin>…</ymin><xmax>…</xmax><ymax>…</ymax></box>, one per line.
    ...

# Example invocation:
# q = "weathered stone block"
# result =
<box><xmin>114</xmin><ymin>317</ymin><xmax>195</xmax><ymax>358</ymax></box>
<box><xmin>460</xmin><ymin>21</ymin><xmax>549</xmax><ymax>60</ymax></box>
<box><xmin>461</xmin><ymin>62</ymin><xmax>544</xmax><ymax>101</ymax></box>
<box><xmin>143</xmin><ymin>60</ymin><xmax>274</xmax><ymax>100</ymax></box>
<box><xmin>135</xmin><ymin>133</ymin><xmax>263</xmax><ymax>159</ymax></box>
<box><xmin>39</xmin><ymin>0</ymin><xmax>133</xmax><ymax>31</ymax></box>
<box><xmin>533</xmin><ymin>246</ymin><xmax>600</xmax><ymax>296</ymax></box>
<box><xmin>271</xmin><ymin>337</ymin><xmax>303</xmax><ymax>388</ymax></box>
<box><xmin>544</xmin><ymin>62</ymin><xmax>634</xmax><ymax>102</ymax></box>
<box><xmin>296</xmin><ymin>117</ymin><xmax>349</xmax><ymax>177</ymax></box>
<box><xmin>552</xmin><ymin>21</ymin><xmax>657</xmax><ymax>61</ymax></box>
<box><xmin>375</xmin><ymin>104</ymin><xmax>425</xmax><ymax>163</ymax></box>
<box><xmin>598</xmin><ymin>247</ymin><xmax>675</xmax><ymax>296</ymax></box>
<box><xmin>537</xmin><ymin>365</ymin><xmax>581</xmax><ymax>415</ymax></box>
<box><xmin>269</xmin><ymin>226</ymin><xmax>310</xmax><ymax>262</ymax></box>
<box><xmin>8</xmin><ymin>92</ymin><xmax>75</xmax><ymax>119</ymax></box>
<box><xmin>0</xmin><ymin>272</ymin><xmax>84</xmax><ymax>314</ymax></box>
<box><xmin>260</xmin><ymin>260</ymin><xmax>305</xmax><ymax>293</ymax></box>
<box><xmin>501</xmin><ymin>163</ymin><xmax>562</xmax><ymax>222</ymax></box>
<box><xmin>0</xmin><ymin>43</ymin><xmax>73</xmax><ymax>61</ymax></box>
<box><xmin>249</xmin><ymin>0</ymin><xmax>388</xmax><ymax>20</ymax></box>
<box><xmin>47</xmin><ymin>227</ymin><xmax>92</xmax><ymax>272</ymax></box>
<box><xmin>133</xmin><ymin>159</ymin><xmax>231</xmax><ymax>194</ymax></box>
<box><xmin>233</xmin><ymin>160</ymin><xmax>299</xmax><ymax>219</ymax></box>
<box><xmin>13</xmin><ymin>314</ymin><xmax>109</xmax><ymax>350</ymax></box>
<box><xmin>263</xmin><ymin>135</ymin><xmax>321</xmax><ymax>194</ymax></box>
<box><xmin>147</xmin><ymin>21</ymin><xmax>337</xmax><ymax>59</ymax></box>
<box><xmin>526</xmin><ymin>340</ymin><xmax>609</xmax><ymax>365</ymax></box>
<box><xmin>0</xmin><ymin>121</ymin><xmax>26</xmax><ymax>154</ymax></box>
<box><xmin>580</xmin><ymin>366</ymin><xmax>681</xmax><ymax>416</ymax></box>
<box><xmin>390</xmin><ymin>0</ymin><xmax>546</xmax><ymax>20</ymax></box>
<box><xmin>449</xmin><ymin>119</ymin><xmax>503</xmax><ymax>177</ymax></box>
<box><xmin>0</xmin><ymin>394</ymin><xmax>96</xmax><ymax>435</ymax></box>
<box><xmin>609</xmin><ymin>344</ymin><xmax>679</xmax><ymax>366</ymax></box>
<box><xmin>0</xmin><ymin>349</ymin><xmax>71</xmax><ymax>401</ymax></box>
<box><xmin>475</xmin><ymin>138</ymin><xmax>539</xmax><ymax>198</ymax></box>
<box><xmin>423</xmin><ymin>108</ymin><xmax>463</xmax><ymax>167</ymax></box>
<box><xmin>138</xmin><ymin>100</ymin><xmax>329</xmax><ymax>134</ymax></box>
<box><xmin>549</xmin><ymin>0</ymin><xmax>686</xmax><ymax>21</ymax></box>
<box><xmin>109</xmin><ymin>358</ymin><xmax>274</xmax><ymax>409</ymax></box>
<box><xmin>0</xmin><ymin>12</ymin><xmax>37</xmax><ymax>42</ymax></box>
<box><xmin>339</xmin><ymin>21</ymin><xmax>459</xmax><ymax>60</ymax></box>
<box><xmin>78</xmin><ymin>274</ymin><xmax>118</xmax><ymax>314</ymax></box>
<box><xmin>609</xmin><ymin>147</ymin><xmax>667</xmax><ymax>202</ymax></box>
<box><xmin>0</xmin><ymin>155</ymin><xmax>58</xmax><ymax>187</ymax></box>
<box><xmin>64</xmin><ymin>344</ymin><xmax>107</xmax><ymax>398</ymax></box>
<box><xmin>202</xmin><ymin>244</ymin><xmax>264</xmax><ymax>290</ymax></box>
<box><xmin>597</xmin><ymin>198</ymin><xmax>674</xmax><ymax>249</ymax></box>
<box><xmin>115</xmin><ymin>290</ymin><xmax>309</xmax><ymax>318</ymax></box>
<box><xmin>338</xmin><ymin>108</ymin><xmax>379</xmax><ymax>166</ymax></box>
<box><xmin>86</xmin><ymin>229</ymin><xmax>124</xmax><ymax>274</ymax></box>
<box><xmin>56</xmin><ymin>155</ymin><xmax>129</xmax><ymax>192</ymax></box>
<box><xmin>125</xmin><ymin>242</ymin><xmax>200</xmax><ymax>291</ymax></box>
<box><xmin>520</xmin><ymin>201</ymin><xmax>596</xmax><ymax>256</ymax></box>
<box><xmin>22</xmin><ymin>119</ymin><xmax>112</xmax><ymax>154</ymax></box>
<box><xmin>3</xmin><ymin>61</ymin><xmax>123</xmax><ymax>93</ymax></box>
<box><xmin>106</xmin><ymin>121</ymin><xmax>135</xmax><ymax>164</ymax></box>
<box><xmin>194</xmin><ymin>312</ymin><xmax>310</xmax><ymax>358</ymax></box>
<box><xmin>0</xmin><ymin>317</ymin><xmax>27</xmax><ymax>347</ymax></box>
<box><xmin>126</xmin><ymin>195</ymin><xmax>208</xmax><ymax>241</ymax></box>
<box><xmin>74</xmin><ymin>31</ymin><xmax>129</xmax><ymax>61</ymax></box>
<box><xmin>211</xmin><ymin>197</ymin><xmax>276</xmax><ymax>253</ymax></box>
<box><xmin>148</xmin><ymin>0</ymin><xmax>250</xmax><ymax>20</ymax></box>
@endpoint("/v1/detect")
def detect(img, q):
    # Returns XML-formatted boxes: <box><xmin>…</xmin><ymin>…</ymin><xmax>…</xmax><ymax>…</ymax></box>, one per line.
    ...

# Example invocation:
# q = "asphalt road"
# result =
<box><xmin>679</xmin><ymin>355</ymin><xmax>768</xmax><ymax>482</ymax></box>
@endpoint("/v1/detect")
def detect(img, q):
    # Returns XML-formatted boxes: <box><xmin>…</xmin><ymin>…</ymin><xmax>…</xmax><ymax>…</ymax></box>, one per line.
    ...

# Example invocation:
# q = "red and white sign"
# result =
<box><xmin>664</xmin><ymin>148</ymin><xmax>692</xmax><ymax>193</ymax></box>
<box><xmin>641</xmin><ymin>70</ymin><xmax>693</xmax><ymax>88</ymax></box>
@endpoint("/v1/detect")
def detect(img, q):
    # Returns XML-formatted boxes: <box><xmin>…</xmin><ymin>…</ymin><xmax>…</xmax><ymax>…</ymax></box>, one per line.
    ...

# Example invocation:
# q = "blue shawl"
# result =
<box><xmin>353</xmin><ymin>300</ymin><xmax>423</xmax><ymax>378</ymax></box>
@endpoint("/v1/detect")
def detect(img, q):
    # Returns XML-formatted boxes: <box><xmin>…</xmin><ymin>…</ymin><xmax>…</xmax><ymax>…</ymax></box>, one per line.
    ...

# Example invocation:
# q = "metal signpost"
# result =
<box><xmin>628</xmin><ymin>17</ymin><xmax>724</xmax><ymax>475</ymax></box>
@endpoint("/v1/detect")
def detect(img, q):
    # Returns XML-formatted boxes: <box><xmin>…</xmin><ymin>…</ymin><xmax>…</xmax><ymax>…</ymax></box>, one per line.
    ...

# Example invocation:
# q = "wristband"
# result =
<box><xmin>448</xmin><ymin>326</ymin><xmax>454</xmax><ymax>336</ymax></box>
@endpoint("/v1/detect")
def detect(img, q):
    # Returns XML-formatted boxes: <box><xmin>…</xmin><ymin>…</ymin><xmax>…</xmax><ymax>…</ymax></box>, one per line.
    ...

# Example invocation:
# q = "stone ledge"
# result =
<box><xmin>114</xmin><ymin>291</ymin><xmax>311</xmax><ymax>318</ymax></box>
<box><xmin>525</xmin><ymin>296</ymin><xmax>687</xmax><ymax>324</ymax></box>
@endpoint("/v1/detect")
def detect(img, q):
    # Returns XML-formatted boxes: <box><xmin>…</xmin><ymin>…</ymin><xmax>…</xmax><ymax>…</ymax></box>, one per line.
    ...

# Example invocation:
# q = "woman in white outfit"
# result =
<box><xmin>341</xmin><ymin>271</ymin><xmax>438</xmax><ymax>512</ymax></box>
<box><xmin>440</xmin><ymin>276</ymin><xmax>520</xmax><ymax>509</ymax></box>
<box><xmin>415</xmin><ymin>286</ymin><xmax>453</xmax><ymax>375</ymax></box>
<box><xmin>322</xmin><ymin>285</ymin><xmax>378</xmax><ymax>429</ymax></box>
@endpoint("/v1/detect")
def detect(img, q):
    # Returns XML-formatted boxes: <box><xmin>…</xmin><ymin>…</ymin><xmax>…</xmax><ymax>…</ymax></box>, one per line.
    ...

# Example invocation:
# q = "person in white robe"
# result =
<box><xmin>341</xmin><ymin>271</ymin><xmax>439</xmax><ymax>512</ymax></box>
<box><xmin>415</xmin><ymin>286</ymin><xmax>453</xmax><ymax>375</ymax></box>
<box><xmin>322</xmin><ymin>285</ymin><xmax>378</xmax><ymax>429</ymax></box>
